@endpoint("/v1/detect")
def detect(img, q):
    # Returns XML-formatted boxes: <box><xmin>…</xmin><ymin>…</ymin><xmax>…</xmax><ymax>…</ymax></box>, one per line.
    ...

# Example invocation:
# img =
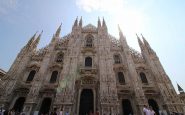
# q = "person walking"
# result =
<box><xmin>143</xmin><ymin>105</ymin><xmax>150</xmax><ymax>115</ymax></box>
<box><xmin>149</xmin><ymin>106</ymin><xmax>155</xmax><ymax>115</ymax></box>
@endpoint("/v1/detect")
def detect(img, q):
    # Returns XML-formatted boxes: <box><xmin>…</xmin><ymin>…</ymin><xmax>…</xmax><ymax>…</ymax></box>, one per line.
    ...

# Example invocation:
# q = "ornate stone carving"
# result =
<box><xmin>82</xmin><ymin>24</ymin><xmax>97</xmax><ymax>33</ymax></box>
<box><xmin>1</xmin><ymin>21</ymin><xmax>184</xmax><ymax>115</ymax></box>
<box><xmin>31</xmin><ymin>46</ymin><xmax>48</xmax><ymax>61</ymax></box>
<box><xmin>55</xmin><ymin>34</ymin><xmax>70</xmax><ymax>50</ymax></box>
<box><xmin>129</xmin><ymin>47</ymin><xmax>145</xmax><ymax>64</ymax></box>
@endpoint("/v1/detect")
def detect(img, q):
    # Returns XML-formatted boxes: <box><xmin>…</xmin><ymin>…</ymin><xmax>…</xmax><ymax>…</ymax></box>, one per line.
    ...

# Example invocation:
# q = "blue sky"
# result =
<box><xmin>0</xmin><ymin>0</ymin><xmax>185</xmax><ymax>92</ymax></box>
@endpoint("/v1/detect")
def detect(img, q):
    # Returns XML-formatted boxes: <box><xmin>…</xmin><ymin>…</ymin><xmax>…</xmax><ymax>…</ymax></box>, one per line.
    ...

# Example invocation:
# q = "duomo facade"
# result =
<box><xmin>0</xmin><ymin>18</ymin><xmax>184</xmax><ymax>115</ymax></box>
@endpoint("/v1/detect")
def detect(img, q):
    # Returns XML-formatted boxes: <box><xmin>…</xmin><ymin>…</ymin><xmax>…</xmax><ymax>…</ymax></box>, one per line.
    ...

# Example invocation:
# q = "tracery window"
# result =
<box><xmin>26</xmin><ymin>70</ymin><xmax>36</xmax><ymax>82</ymax></box>
<box><xmin>49</xmin><ymin>71</ymin><xmax>58</xmax><ymax>83</ymax></box>
<box><xmin>85</xmin><ymin>57</ymin><xmax>92</xmax><ymax>67</ymax></box>
<box><xmin>118</xmin><ymin>72</ymin><xmax>125</xmax><ymax>84</ymax></box>
<box><xmin>56</xmin><ymin>52</ymin><xmax>63</xmax><ymax>62</ymax></box>
<box><xmin>85</xmin><ymin>35</ymin><xmax>93</xmax><ymax>47</ymax></box>
<box><xmin>114</xmin><ymin>55</ymin><xmax>121</xmax><ymax>64</ymax></box>
<box><xmin>140</xmin><ymin>72</ymin><xmax>148</xmax><ymax>84</ymax></box>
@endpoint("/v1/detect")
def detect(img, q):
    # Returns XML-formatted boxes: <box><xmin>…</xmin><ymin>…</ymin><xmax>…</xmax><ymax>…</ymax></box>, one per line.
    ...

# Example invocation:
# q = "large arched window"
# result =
<box><xmin>49</xmin><ymin>71</ymin><xmax>58</xmax><ymax>83</ymax></box>
<box><xmin>140</xmin><ymin>72</ymin><xmax>148</xmax><ymax>84</ymax></box>
<box><xmin>114</xmin><ymin>55</ymin><xmax>121</xmax><ymax>64</ymax></box>
<box><xmin>26</xmin><ymin>70</ymin><xmax>36</xmax><ymax>82</ymax></box>
<box><xmin>118</xmin><ymin>72</ymin><xmax>125</xmax><ymax>84</ymax></box>
<box><xmin>56</xmin><ymin>52</ymin><xmax>64</xmax><ymax>62</ymax></box>
<box><xmin>85</xmin><ymin>57</ymin><xmax>92</xmax><ymax>67</ymax></box>
<box><xmin>85</xmin><ymin>35</ymin><xmax>93</xmax><ymax>47</ymax></box>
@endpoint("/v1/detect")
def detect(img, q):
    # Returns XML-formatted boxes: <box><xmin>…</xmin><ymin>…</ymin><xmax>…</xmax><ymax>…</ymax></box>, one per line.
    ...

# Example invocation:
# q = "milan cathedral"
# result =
<box><xmin>0</xmin><ymin>18</ymin><xmax>184</xmax><ymax>115</ymax></box>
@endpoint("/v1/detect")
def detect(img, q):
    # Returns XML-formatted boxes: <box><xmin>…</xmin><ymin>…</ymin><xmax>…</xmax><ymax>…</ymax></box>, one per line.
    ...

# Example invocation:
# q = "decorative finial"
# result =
<box><xmin>27</xmin><ymin>31</ymin><xmax>38</xmax><ymax>47</ymax></box>
<box><xmin>98</xmin><ymin>17</ymin><xmax>101</xmax><ymax>27</ymax></box>
<box><xmin>118</xmin><ymin>24</ymin><xmax>121</xmax><ymax>32</ymax></box>
<box><xmin>102</xmin><ymin>17</ymin><xmax>105</xmax><ymax>26</ymax></box>
<box><xmin>35</xmin><ymin>30</ymin><xmax>43</xmax><ymax>43</ymax></box>
<box><xmin>136</xmin><ymin>33</ymin><xmax>145</xmax><ymax>51</ymax></box>
<box><xmin>31</xmin><ymin>30</ymin><xmax>42</xmax><ymax>49</ymax></box>
<box><xmin>74</xmin><ymin>16</ymin><xmax>78</xmax><ymax>26</ymax></box>
<box><xmin>141</xmin><ymin>33</ymin><xmax>146</xmax><ymax>41</ymax></box>
<box><xmin>136</xmin><ymin>33</ymin><xmax>140</xmax><ymax>38</ymax></box>
<box><xmin>136</xmin><ymin>33</ymin><xmax>142</xmax><ymax>44</ymax></box>
<box><xmin>79</xmin><ymin>16</ymin><xmax>82</xmax><ymax>27</ymax></box>
<box><xmin>55</xmin><ymin>23</ymin><xmax>62</xmax><ymax>37</ymax></box>
<box><xmin>33</xmin><ymin>31</ymin><xmax>38</xmax><ymax>37</ymax></box>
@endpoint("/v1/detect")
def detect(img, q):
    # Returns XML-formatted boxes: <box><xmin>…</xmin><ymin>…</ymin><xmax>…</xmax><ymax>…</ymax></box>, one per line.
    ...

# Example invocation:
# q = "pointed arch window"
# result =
<box><xmin>49</xmin><ymin>71</ymin><xmax>58</xmax><ymax>83</ymax></box>
<box><xmin>114</xmin><ymin>55</ymin><xmax>121</xmax><ymax>64</ymax></box>
<box><xmin>85</xmin><ymin>57</ymin><xmax>92</xmax><ymax>67</ymax></box>
<box><xmin>85</xmin><ymin>35</ymin><xmax>93</xmax><ymax>47</ymax></box>
<box><xmin>140</xmin><ymin>72</ymin><xmax>148</xmax><ymax>84</ymax></box>
<box><xmin>118</xmin><ymin>72</ymin><xmax>125</xmax><ymax>84</ymax></box>
<box><xmin>26</xmin><ymin>70</ymin><xmax>36</xmax><ymax>82</ymax></box>
<box><xmin>56</xmin><ymin>52</ymin><xmax>63</xmax><ymax>62</ymax></box>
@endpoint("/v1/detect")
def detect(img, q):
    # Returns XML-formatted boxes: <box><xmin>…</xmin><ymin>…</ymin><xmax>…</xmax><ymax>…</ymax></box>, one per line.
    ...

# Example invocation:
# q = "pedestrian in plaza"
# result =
<box><xmin>143</xmin><ymin>105</ymin><xmax>150</xmax><ymax>115</ymax></box>
<box><xmin>65</xmin><ymin>111</ymin><xmax>69</xmax><ymax>115</ymax></box>
<box><xmin>59</xmin><ymin>108</ymin><xmax>63</xmax><ymax>115</ymax></box>
<box><xmin>0</xmin><ymin>107</ymin><xmax>3</xmax><ymax>115</ymax></box>
<box><xmin>149</xmin><ymin>106</ymin><xmax>155</xmax><ymax>115</ymax></box>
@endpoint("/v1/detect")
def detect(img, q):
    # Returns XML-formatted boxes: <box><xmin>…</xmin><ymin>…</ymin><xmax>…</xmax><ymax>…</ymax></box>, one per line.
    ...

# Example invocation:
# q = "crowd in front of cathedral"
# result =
<box><xmin>0</xmin><ymin>106</ymin><xmax>184</xmax><ymax>115</ymax></box>
<box><xmin>143</xmin><ymin>105</ymin><xmax>183</xmax><ymax>115</ymax></box>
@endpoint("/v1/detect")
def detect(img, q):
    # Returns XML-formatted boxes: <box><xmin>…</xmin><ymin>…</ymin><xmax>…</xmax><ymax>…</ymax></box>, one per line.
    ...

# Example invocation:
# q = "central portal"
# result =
<box><xmin>79</xmin><ymin>89</ymin><xmax>94</xmax><ymax>115</ymax></box>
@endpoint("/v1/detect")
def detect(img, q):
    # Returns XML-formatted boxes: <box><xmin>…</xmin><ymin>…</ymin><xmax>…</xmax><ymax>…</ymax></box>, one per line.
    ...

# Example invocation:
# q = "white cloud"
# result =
<box><xmin>76</xmin><ymin>0</ymin><xmax>124</xmax><ymax>13</ymax></box>
<box><xmin>76</xmin><ymin>0</ymin><xmax>147</xmax><ymax>36</ymax></box>
<box><xmin>0</xmin><ymin>0</ymin><xmax>19</xmax><ymax>16</ymax></box>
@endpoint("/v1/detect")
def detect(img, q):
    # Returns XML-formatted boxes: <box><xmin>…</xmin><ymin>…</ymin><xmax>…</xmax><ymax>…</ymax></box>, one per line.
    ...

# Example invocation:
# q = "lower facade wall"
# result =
<box><xmin>1</xmin><ymin>92</ymin><xmax>184</xmax><ymax>115</ymax></box>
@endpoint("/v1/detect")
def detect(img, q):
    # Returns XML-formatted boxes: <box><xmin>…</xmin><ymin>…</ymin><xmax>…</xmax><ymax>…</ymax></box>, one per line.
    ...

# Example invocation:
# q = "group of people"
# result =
<box><xmin>143</xmin><ymin>105</ymin><xmax>156</xmax><ymax>115</ymax></box>
<box><xmin>0</xmin><ymin>108</ymin><xmax>23</xmax><ymax>115</ymax></box>
<box><xmin>0</xmin><ymin>108</ymin><xmax>12</xmax><ymax>115</ymax></box>
<box><xmin>43</xmin><ymin>109</ymin><xmax>69</xmax><ymax>115</ymax></box>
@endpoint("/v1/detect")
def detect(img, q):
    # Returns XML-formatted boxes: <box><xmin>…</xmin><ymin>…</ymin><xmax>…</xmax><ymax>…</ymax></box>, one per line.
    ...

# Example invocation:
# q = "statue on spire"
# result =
<box><xmin>98</xmin><ymin>17</ymin><xmax>101</xmax><ymax>28</ymax></box>
<box><xmin>72</xmin><ymin>17</ymin><xmax>78</xmax><ymax>31</ymax></box>
<box><xmin>79</xmin><ymin>16</ymin><xmax>82</xmax><ymax>27</ymax></box>
<box><xmin>141</xmin><ymin>34</ymin><xmax>151</xmax><ymax>48</ymax></box>
<box><xmin>102</xmin><ymin>17</ymin><xmax>107</xmax><ymax>32</ymax></box>
<box><xmin>141</xmin><ymin>34</ymin><xmax>155</xmax><ymax>54</ymax></box>
<box><xmin>118</xmin><ymin>24</ymin><xmax>126</xmax><ymax>40</ymax></box>
<box><xmin>74</xmin><ymin>17</ymin><xmax>78</xmax><ymax>27</ymax></box>
<box><xmin>118</xmin><ymin>24</ymin><xmax>123</xmax><ymax>36</ymax></box>
<box><xmin>55</xmin><ymin>23</ymin><xmax>62</xmax><ymax>37</ymax></box>
<box><xmin>32</xmin><ymin>31</ymin><xmax>43</xmax><ymax>49</ymax></box>
<box><xmin>102</xmin><ymin>17</ymin><xmax>107</xmax><ymax>27</ymax></box>
<box><xmin>136</xmin><ymin>34</ymin><xmax>145</xmax><ymax>51</ymax></box>
<box><xmin>26</xmin><ymin>32</ymin><xmax>37</xmax><ymax>47</ymax></box>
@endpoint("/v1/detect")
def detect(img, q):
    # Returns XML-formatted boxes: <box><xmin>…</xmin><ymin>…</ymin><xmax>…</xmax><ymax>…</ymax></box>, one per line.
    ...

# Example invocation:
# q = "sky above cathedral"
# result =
<box><xmin>0</xmin><ymin>0</ymin><xmax>185</xmax><ymax>92</ymax></box>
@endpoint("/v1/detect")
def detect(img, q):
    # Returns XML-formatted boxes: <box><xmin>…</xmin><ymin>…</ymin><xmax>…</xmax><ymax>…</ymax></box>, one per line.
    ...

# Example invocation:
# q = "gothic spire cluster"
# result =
<box><xmin>71</xmin><ymin>16</ymin><xmax>109</xmax><ymax>30</ymax></box>
<box><xmin>135</xmin><ymin>33</ymin><xmax>157</xmax><ymax>57</ymax></box>
<box><xmin>25</xmin><ymin>17</ymin><xmax>157</xmax><ymax>56</ymax></box>
<box><xmin>25</xmin><ymin>31</ymin><xmax>43</xmax><ymax>51</ymax></box>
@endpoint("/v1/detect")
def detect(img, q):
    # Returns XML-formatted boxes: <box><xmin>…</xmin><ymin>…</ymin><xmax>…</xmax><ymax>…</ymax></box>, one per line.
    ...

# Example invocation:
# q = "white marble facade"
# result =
<box><xmin>0</xmin><ymin>18</ymin><xmax>184</xmax><ymax>115</ymax></box>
